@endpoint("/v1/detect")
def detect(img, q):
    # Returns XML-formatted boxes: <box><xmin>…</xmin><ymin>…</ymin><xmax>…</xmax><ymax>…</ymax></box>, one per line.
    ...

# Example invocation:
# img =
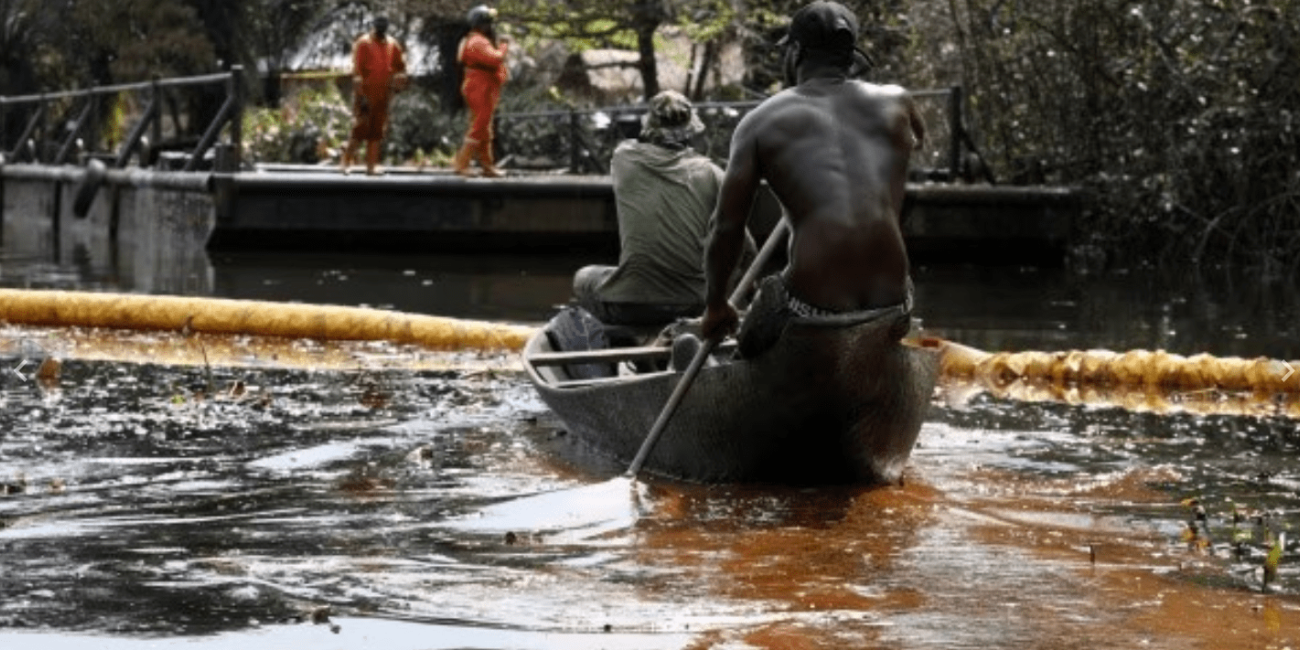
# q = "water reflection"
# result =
<box><xmin>6</xmin><ymin>242</ymin><xmax>1296</xmax><ymax>360</ymax></box>
<box><xmin>913</xmin><ymin>264</ymin><xmax>1300</xmax><ymax>359</ymax></box>
<box><xmin>210</xmin><ymin>251</ymin><xmax>584</xmax><ymax>323</ymax></box>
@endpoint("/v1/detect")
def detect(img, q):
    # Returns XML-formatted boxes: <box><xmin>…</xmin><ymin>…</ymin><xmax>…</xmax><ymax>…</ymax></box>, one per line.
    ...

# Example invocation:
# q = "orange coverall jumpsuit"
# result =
<box><xmin>455</xmin><ymin>30</ymin><xmax>508</xmax><ymax>175</ymax></box>
<box><xmin>351</xmin><ymin>33</ymin><xmax>406</xmax><ymax>141</ymax></box>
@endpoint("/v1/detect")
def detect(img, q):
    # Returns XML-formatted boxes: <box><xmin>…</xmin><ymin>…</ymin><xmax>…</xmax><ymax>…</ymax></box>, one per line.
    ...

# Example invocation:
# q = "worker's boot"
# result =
<box><xmin>478</xmin><ymin>141</ymin><xmax>503</xmax><ymax>178</ymax></box>
<box><xmin>365</xmin><ymin>141</ymin><xmax>383</xmax><ymax>176</ymax></box>
<box><xmin>453</xmin><ymin>141</ymin><xmax>475</xmax><ymax>177</ymax></box>
<box><xmin>340</xmin><ymin>142</ymin><xmax>356</xmax><ymax>174</ymax></box>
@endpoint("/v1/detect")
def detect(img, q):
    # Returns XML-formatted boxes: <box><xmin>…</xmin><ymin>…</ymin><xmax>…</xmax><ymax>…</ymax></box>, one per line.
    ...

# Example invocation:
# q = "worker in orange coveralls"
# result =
<box><xmin>341</xmin><ymin>15</ymin><xmax>408</xmax><ymax>176</ymax></box>
<box><xmin>454</xmin><ymin>4</ymin><xmax>509</xmax><ymax>178</ymax></box>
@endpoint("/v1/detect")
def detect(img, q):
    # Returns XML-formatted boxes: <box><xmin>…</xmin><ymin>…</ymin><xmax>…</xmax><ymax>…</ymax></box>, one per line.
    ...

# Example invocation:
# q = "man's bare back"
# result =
<box><xmin>702</xmin><ymin>0</ymin><xmax>923</xmax><ymax>342</ymax></box>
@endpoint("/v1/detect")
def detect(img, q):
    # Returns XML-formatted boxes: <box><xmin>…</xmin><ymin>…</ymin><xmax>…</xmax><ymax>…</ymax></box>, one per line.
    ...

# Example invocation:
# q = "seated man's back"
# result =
<box><xmin>599</xmin><ymin>136</ymin><xmax>720</xmax><ymax>306</ymax></box>
<box><xmin>572</xmin><ymin>90</ymin><xmax>723</xmax><ymax>326</ymax></box>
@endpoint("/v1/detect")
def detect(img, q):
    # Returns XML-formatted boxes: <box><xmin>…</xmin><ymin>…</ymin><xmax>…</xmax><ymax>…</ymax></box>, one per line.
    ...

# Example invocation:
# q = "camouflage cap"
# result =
<box><xmin>640</xmin><ymin>90</ymin><xmax>705</xmax><ymax>146</ymax></box>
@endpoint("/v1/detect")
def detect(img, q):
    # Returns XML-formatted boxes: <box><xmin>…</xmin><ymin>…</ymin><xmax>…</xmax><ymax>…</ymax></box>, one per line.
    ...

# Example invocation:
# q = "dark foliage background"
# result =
<box><xmin>895</xmin><ymin>0</ymin><xmax>1300</xmax><ymax>275</ymax></box>
<box><xmin>1</xmin><ymin>0</ymin><xmax>1296</xmax><ymax>274</ymax></box>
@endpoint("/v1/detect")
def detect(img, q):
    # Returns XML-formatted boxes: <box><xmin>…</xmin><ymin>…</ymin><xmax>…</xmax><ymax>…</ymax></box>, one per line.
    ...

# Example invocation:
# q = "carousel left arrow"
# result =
<box><xmin>10</xmin><ymin>359</ymin><xmax>31</xmax><ymax>381</ymax></box>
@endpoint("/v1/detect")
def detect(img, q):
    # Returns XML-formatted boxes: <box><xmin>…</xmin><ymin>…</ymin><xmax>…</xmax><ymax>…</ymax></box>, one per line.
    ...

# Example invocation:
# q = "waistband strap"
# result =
<box><xmin>785</xmin><ymin>277</ymin><xmax>914</xmax><ymax>320</ymax></box>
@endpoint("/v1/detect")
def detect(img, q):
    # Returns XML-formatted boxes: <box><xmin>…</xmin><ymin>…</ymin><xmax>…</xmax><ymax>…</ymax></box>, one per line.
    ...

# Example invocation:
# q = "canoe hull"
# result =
<box><xmin>524</xmin><ymin>315</ymin><xmax>940</xmax><ymax>485</ymax></box>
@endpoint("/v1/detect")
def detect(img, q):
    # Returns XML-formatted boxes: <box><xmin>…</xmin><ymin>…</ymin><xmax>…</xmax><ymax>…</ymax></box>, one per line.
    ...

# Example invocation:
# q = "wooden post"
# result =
<box><xmin>150</xmin><ymin>76</ymin><xmax>163</xmax><ymax>167</ymax></box>
<box><xmin>114</xmin><ymin>95</ymin><xmax>158</xmax><ymax>168</ymax></box>
<box><xmin>948</xmin><ymin>85</ymin><xmax>963</xmax><ymax>181</ymax></box>
<box><xmin>10</xmin><ymin>102</ymin><xmax>45</xmax><ymax>162</ymax></box>
<box><xmin>36</xmin><ymin>94</ymin><xmax>47</xmax><ymax>163</ymax></box>
<box><xmin>0</xmin><ymin>97</ymin><xmax>7</xmax><ymax>160</ymax></box>
<box><xmin>186</xmin><ymin>96</ymin><xmax>234</xmax><ymax>172</ymax></box>
<box><xmin>55</xmin><ymin>99</ymin><xmax>95</xmax><ymax>165</ymax></box>
<box><xmin>569</xmin><ymin>110</ymin><xmax>580</xmax><ymax>173</ymax></box>
<box><xmin>228</xmin><ymin>65</ymin><xmax>244</xmax><ymax>172</ymax></box>
<box><xmin>90</xmin><ymin>88</ymin><xmax>101</xmax><ymax>159</ymax></box>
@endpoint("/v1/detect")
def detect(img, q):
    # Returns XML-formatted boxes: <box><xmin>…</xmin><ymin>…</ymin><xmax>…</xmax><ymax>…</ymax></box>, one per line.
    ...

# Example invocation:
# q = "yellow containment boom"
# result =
<box><xmin>2</xmin><ymin>289</ymin><xmax>1296</xmax><ymax>418</ymax></box>
<box><xmin>934</xmin><ymin>338</ymin><xmax>1300</xmax><ymax>419</ymax></box>
<box><xmin>0</xmin><ymin>289</ymin><xmax>533</xmax><ymax>353</ymax></box>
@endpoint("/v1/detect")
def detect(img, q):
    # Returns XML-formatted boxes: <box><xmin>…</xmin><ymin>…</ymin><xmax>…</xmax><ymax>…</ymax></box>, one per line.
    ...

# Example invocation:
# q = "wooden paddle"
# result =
<box><xmin>626</xmin><ymin>216</ymin><xmax>791</xmax><ymax>478</ymax></box>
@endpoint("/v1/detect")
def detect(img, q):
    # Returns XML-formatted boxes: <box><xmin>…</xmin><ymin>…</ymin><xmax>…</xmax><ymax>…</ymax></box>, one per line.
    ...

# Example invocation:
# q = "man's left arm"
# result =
<box><xmin>393</xmin><ymin>40</ymin><xmax>407</xmax><ymax>75</ymax></box>
<box><xmin>391</xmin><ymin>40</ymin><xmax>409</xmax><ymax>92</ymax></box>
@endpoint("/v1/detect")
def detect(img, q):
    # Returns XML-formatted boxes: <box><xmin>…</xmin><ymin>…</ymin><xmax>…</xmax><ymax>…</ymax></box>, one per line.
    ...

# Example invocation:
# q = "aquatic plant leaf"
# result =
<box><xmin>1264</xmin><ymin>532</ymin><xmax>1284</xmax><ymax>585</ymax></box>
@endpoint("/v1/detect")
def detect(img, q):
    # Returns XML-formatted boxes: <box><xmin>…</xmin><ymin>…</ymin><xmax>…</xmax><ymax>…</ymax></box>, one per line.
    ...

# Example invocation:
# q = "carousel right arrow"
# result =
<box><xmin>1283</xmin><ymin>361</ymin><xmax>1295</xmax><ymax>383</ymax></box>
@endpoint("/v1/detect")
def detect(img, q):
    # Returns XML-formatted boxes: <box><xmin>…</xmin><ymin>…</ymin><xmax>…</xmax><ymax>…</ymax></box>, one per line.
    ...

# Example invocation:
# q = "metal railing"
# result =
<box><xmin>3</xmin><ymin>74</ymin><xmax>976</xmax><ymax>181</ymax></box>
<box><xmin>0</xmin><ymin>66</ymin><xmax>245</xmax><ymax>172</ymax></box>
<box><xmin>495</xmin><ymin>86</ymin><xmax>982</xmax><ymax>180</ymax></box>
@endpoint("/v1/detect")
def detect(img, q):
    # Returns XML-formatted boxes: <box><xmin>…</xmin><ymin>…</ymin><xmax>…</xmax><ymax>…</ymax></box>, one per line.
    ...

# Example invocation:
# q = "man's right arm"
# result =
<box><xmin>702</xmin><ymin>117</ymin><xmax>761</xmax><ymax>338</ymax></box>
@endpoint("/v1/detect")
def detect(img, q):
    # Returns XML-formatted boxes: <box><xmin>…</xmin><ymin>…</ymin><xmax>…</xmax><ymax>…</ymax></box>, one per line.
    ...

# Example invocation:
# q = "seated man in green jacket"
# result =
<box><xmin>573</xmin><ymin>90</ymin><xmax>748</xmax><ymax>326</ymax></box>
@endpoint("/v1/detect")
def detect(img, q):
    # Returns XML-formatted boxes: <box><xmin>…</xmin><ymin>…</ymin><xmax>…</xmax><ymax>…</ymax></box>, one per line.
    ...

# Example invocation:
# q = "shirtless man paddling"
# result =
<box><xmin>701</xmin><ymin>0</ymin><xmax>925</xmax><ymax>355</ymax></box>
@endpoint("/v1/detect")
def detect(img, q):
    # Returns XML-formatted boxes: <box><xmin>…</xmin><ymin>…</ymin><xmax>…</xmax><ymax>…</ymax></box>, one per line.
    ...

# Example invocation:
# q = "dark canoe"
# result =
<box><xmin>522</xmin><ymin>311</ymin><xmax>942</xmax><ymax>485</ymax></box>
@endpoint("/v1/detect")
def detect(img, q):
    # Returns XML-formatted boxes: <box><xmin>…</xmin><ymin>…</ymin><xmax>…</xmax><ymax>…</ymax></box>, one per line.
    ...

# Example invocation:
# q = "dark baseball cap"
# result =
<box><xmin>777</xmin><ymin>1</ymin><xmax>859</xmax><ymax>51</ymax></box>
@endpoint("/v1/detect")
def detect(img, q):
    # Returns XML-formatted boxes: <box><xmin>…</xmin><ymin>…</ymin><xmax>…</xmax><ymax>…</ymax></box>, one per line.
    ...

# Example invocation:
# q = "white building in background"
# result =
<box><xmin>285</xmin><ymin>12</ymin><xmax>439</xmax><ymax>77</ymax></box>
<box><xmin>556</xmin><ymin>27</ymin><xmax>746</xmax><ymax>104</ymax></box>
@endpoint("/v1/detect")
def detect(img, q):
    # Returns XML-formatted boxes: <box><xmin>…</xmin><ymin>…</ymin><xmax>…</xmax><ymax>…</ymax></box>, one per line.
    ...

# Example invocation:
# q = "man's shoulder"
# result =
<box><xmin>681</xmin><ymin>150</ymin><xmax>723</xmax><ymax>175</ymax></box>
<box><xmin>611</xmin><ymin>139</ymin><xmax>650</xmax><ymax>165</ymax></box>
<box><xmin>754</xmin><ymin>87</ymin><xmax>803</xmax><ymax>109</ymax></box>
<box><xmin>847</xmin><ymin>80</ymin><xmax>911</xmax><ymax>100</ymax></box>
<box><xmin>614</xmin><ymin>141</ymin><xmax>714</xmax><ymax>165</ymax></box>
<box><xmin>738</xmin><ymin>89</ymin><xmax>804</xmax><ymax>125</ymax></box>
<box><xmin>612</xmin><ymin>142</ymin><xmax>720</xmax><ymax>179</ymax></box>
<box><xmin>356</xmin><ymin>34</ymin><xmax>393</xmax><ymax>50</ymax></box>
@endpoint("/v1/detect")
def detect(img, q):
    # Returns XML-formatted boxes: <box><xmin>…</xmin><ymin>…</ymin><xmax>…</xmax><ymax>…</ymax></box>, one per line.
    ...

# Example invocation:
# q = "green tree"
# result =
<box><xmin>71</xmin><ymin>0</ymin><xmax>216</xmax><ymax>83</ymax></box>
<box><xmin>1</xmin><ymin>0</ymin><xmax>46</xmax><ymax>94</ymax></box>
<box><xmin>499</xmin><ymin>0</ymin><xmax>727</xmax><ymax>100</ymax></box>
<box><xmin>930</xmin><ymin>0</ymin><xmax>1300</xmax><ymax>272</ymax></box>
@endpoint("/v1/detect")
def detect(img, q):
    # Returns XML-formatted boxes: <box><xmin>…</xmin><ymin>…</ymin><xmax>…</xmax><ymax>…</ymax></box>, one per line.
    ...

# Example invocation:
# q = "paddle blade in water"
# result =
<box><xmin>445</xmin><ymin>477</ymin><xmax>646</xmax><ymax>542</ymax></box>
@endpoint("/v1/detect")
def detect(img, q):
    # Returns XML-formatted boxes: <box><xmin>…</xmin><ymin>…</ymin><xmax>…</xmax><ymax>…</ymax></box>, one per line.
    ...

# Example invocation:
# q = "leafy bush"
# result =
<box><xmin>243</xmin><ymin>82</ymin><xmax>352</xmax><ymax>165</ymax></box>
<box><xmin>384</xmin><ymin>84</ymin><xmax>462</xmax><ymax>167</ymax></box>
<box><xmin>242</xmin><ymin>80</ymin><xmax>463</xmax><ymax>167</ymax></box>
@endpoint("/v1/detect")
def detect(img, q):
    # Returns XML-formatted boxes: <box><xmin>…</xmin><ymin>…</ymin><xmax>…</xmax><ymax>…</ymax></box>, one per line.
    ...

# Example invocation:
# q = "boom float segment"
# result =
<box><xmin>0</xmin><ymin>289</ymin><xmax>533</xmax><ymax>353</ymax></box>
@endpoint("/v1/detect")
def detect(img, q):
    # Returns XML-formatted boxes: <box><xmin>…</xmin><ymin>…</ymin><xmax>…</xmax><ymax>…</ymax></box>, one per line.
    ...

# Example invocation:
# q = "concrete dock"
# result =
<box><xmin>3</xmin><ymin>162</ymin><xmax>1081</xmax><ymax>266</ymax></box>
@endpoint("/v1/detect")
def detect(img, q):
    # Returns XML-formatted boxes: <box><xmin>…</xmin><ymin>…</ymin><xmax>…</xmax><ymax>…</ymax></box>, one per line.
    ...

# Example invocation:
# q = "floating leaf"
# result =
<box><xmin>1263</xmin><ymin>532</ymin><xmax>1284</xmax><ymax>588</ymax></box>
